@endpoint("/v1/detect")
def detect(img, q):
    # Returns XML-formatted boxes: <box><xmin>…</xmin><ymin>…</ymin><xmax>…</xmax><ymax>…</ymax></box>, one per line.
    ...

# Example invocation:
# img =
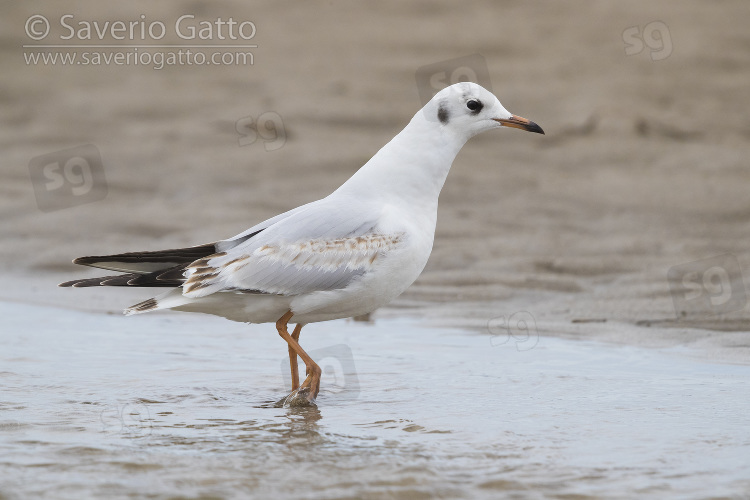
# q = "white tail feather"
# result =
<box><xmin>124</xmin><ymin>288</ymin><xmax>192</xmax><ymax>316</ymax></box>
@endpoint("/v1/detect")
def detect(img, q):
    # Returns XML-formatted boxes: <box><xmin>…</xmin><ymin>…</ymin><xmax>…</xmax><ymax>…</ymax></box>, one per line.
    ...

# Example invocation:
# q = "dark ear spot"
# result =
<box><xmin>437</xmin><ymin>103</ymin><xmax>449</xmax><ymax>124</ymax></box>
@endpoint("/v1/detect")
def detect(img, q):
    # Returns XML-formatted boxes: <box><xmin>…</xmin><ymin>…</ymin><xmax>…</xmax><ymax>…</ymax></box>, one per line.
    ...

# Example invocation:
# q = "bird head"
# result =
<box><xmin>426</xmin><ymin>82</ymin><xmax>544</xmax><ymax>139</ymax></box>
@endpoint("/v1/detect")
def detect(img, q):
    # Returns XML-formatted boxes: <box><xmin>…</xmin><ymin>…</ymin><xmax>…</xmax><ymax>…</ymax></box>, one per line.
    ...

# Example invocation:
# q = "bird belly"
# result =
<box><xmin>172</xmin><ymin>292</ymin><xmax>293</xmax><ymax>324</ymax></box>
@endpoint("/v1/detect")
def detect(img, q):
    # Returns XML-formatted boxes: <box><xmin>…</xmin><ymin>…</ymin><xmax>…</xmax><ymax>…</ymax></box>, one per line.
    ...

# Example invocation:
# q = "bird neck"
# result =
<box><xmin>337</xmin><ymin>111</ymin><xmax>468</xmax><ymax>208</ymax></box>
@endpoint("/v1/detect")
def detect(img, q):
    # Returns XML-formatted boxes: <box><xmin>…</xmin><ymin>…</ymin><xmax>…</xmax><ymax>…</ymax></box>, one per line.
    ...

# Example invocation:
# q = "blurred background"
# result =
<box><xmin>3</xmin><ymin>1</ymin><xmax>750</xmax><ymax>348</ymax></box>
<box><xmin>3</xmin><ymin>1</ymin><xmax>750</xmax><ymax>345</ymax></box>
<box><xmin>2</xmin><ymin>2</ymin><xmax>750</xmax><ymax>498</ymax></box>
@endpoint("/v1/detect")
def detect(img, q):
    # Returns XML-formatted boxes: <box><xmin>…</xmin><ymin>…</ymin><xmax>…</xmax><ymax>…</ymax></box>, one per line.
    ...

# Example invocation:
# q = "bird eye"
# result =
<box><xmin>466</xmin><ymin>99</ymin><xmax>482</xmax><ymax>112</ymax></box>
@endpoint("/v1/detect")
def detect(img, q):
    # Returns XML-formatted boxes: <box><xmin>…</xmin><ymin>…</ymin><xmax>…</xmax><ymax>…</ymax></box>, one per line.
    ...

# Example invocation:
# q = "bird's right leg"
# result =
<box><xmin>276</xmin><ymin>311</ymin><xmax>321</xmax><ymax>404</ymax></box>
<box><xmin>288</xmin><ymin>323</ymin><xmax>303</xmax><ymax>391</ymax></box>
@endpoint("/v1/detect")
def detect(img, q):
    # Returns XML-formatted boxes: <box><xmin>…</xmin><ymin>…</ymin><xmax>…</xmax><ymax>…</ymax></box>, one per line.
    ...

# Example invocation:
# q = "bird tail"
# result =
<box><xmin>124</xmin><ymin>288</ymin><xmax>193</xmax><ymax>316</ymax></box>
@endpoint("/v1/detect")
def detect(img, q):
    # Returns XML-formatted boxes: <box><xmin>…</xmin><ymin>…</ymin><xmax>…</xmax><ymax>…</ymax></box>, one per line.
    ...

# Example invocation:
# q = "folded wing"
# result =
<box><xmin>182</xmin><ymin>198</ymin><xmax>404</xmax><ymax>298</ymax></box>
<box><xmin>61</xmin><ymin>197</ymin><xmax>404</xmax><ymax>300</ymax></box>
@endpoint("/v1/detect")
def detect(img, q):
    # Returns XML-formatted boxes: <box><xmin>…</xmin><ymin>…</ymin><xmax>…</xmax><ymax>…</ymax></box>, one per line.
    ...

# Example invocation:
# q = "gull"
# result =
<box><xmin>60</xmin><ymin>82</ymin><xmax>544</xmax><ymax>405</ymax></box>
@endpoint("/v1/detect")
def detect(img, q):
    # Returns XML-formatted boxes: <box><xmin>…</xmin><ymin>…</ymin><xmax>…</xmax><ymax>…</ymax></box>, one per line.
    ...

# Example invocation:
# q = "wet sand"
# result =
<box><xmin>2</xmin><ymin>301</ymin><xmax>750</xmax><ymax>499</ymax></box>
<box><xmin>2</xmin><ymin>0</ymin><xmax>750</xmax><ymax>497</ymax></box>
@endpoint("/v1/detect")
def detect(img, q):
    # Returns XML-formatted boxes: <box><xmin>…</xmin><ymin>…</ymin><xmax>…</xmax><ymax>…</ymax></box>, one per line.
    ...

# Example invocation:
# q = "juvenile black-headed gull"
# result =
<box><xmin>61</xmin><ymin>82</ymin><xmax>544</xmax><ymax>404</ymax></box>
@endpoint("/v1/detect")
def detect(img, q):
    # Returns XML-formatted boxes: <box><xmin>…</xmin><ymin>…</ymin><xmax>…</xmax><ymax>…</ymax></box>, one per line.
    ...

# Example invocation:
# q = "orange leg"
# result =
<box><xmin>276</xmin><ymin>311</ymin><xmax>321</xmax><ymax>401</ymax></box>
<box><xmin>288</xmin><ymin>323</ymin><xmax>303</xmax><ymax>390</ymax></box>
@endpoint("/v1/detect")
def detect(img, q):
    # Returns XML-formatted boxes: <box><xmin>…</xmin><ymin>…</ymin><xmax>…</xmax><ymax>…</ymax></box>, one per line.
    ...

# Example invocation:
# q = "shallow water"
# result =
<box><xmin>1</xmin><ymin>300</ymin><xmax>749</xmax><ymax>499</ymax></box>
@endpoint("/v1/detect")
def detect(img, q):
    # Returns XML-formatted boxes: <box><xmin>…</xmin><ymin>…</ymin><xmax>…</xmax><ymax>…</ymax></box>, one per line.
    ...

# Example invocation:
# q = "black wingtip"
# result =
<box><xmin>58</xmin><ymin>278</ymin><xmax>97</xmax><ymax>287</ymax></box>
<box><xmin>73</xmin><ymin>256</ymin><xmax>97</xmax><ymax>266</ymax></box>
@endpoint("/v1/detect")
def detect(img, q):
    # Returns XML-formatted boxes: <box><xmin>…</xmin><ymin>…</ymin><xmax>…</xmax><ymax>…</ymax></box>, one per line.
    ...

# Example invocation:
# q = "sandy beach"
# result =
<box><xmin>2</xmin><ymin>1</ymin><xmax>750</xmax><ymax>498</ymax></box>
